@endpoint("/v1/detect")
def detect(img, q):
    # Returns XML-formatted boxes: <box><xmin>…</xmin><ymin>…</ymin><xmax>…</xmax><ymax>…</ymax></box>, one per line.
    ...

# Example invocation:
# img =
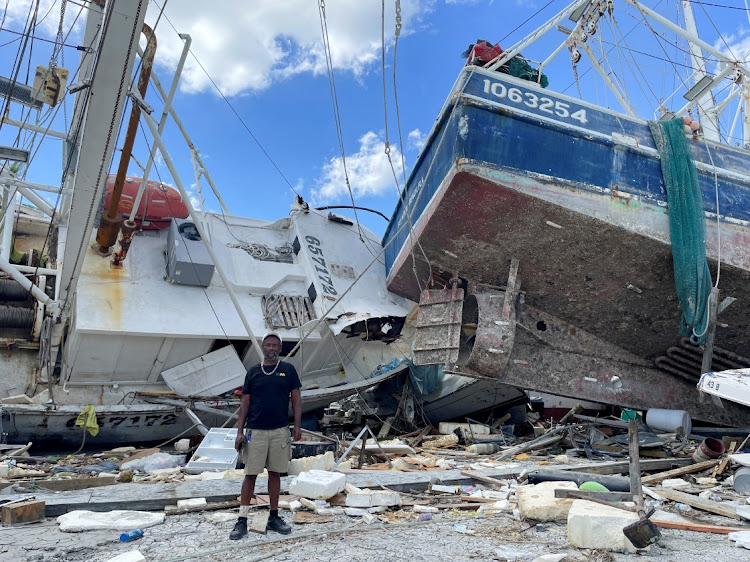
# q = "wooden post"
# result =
<box><xmin>628</xmin><ymin>419</ymin><xmax>644</xmax><ymax>509</ymax></box>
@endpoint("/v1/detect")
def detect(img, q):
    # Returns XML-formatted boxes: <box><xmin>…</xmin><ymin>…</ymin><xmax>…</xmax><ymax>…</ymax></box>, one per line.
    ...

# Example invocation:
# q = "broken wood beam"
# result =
<box><xmin>652</xmin><ymin>519</ymin><xmax>750</xmax><ymax>534</ymax></box>
<box><xmin>657</xmin><ymin>488</ymin><xmax>740</xmax><ymax>520</ymax></box>
<box><xmin>641</xmin><ymin>459</ymin><xmax>719</xmax><ymax>485</ymax></box>
<box><xmin>712</xmin><ymin>442</ymin><xmax>736</xmax><ymax>478</ymax></box>
<box><xmin>1</xmin><ymin>498</ymin><xmax>45</xmax><ymax>526</ymax></box>
<box><xmin>165</xmin><ymin>499</ymin><xmax>242</xmax><ymax>516</ymax></box>
<box><xmin>554</xmin><ymin>489</ymin><xmax>634</xmax><ymax>502</ymax></box>
<box><xmin>459</xmin><ymin>470</ymin><xmax>508</xmax><ymax>488</ymax></box>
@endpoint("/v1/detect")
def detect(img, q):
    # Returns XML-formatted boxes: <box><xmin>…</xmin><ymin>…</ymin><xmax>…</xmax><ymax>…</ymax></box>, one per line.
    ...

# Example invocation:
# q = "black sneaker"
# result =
<box><xmin>266</xmin><ymin>514</ymin><xmax>291</xmax><ymax>535</ymax></box>
<box><xmin>229</xmin><ymin>517</ymin><xmax>247</xmax><ymax>540</ymax></box>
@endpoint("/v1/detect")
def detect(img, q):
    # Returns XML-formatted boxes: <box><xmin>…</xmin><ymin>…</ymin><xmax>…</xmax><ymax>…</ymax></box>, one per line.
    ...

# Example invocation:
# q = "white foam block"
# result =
<box><xmin>288</xmin><ymin>469</ymin><xmax>346</xmax><ymax>499</ymax></box>
<box><xmin>57</xmin><ymin>510</ymin><xmax>165</xmax><ymax>532</ymax></box>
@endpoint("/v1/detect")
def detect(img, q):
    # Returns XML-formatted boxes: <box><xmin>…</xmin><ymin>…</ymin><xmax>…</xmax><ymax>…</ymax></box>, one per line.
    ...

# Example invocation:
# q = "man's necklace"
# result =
<box><xmin>261</xmin><ymin>360</ymin><xmax>280</xmax><ymax>376</ymax></box>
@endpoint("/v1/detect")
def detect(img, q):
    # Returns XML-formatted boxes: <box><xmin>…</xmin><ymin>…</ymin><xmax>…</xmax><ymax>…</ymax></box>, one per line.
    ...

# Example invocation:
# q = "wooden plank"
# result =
<box><xmin>1</xmin><ymin>499</ymin><xmax>45</xmax><ymax>526</ymax></box>
<box><xmin>165</xmin><ymin>500</ymin><xmax>242</xmax><ymax>516</ymax></box>
<box><xmin>712</xmin><ymin>442</ymin><xmax>736</xmax><ymax>478</ymax></box>
<box><xmin>628</xmin><ymin>419</ymin><xmax>643</xmax><ymax>508</ymax></box>
<box><xmin>459</xmin><ymin>495</ymin><xmax>504</xmax><ymax>503</ymax></box>
<box><xmin>641</xmin><ymin>459</ymin><xmax>719</xmax><ymax>485</ymax></box>
<box><xmin>460</xmin><ymin>470</ymin><xmax>508</xmax><ymax>488</ymax></box>
<box><xmin>657</xmin><ymin>488</ymin><xmax>739</xmax><ymax>520</ymax></box>
<box><xmin>554</xmin><ymin>489</ymin><xmax>633</xmax><ymax>502</ymax></box>
<box><xmin>433</xmin><ymin>502</ymin><xmax>484</xmax><ymax>510</ymax></box>
<box><xmin>558</xmin><ymin>457</ymin><xmax>693</xmax><ymax>475</ymax></box>
<box><xmin>19</xmin><ymin>476</ymin><xmax>117</xmax><ymax>492</ymax></box>
<box><xmin>652</xmin><ymin>519</ymin><xmax>750</xmax><ymax>534</ymax></box>
<box><xmin>294</xmin><ymin>511</ymin><xmax>333</xmax><ymax>524</ymax></box>
<box><xmin>250</xmin><ymin>510</ymin><xmax>270</xmax><ymax>533</ymax></box>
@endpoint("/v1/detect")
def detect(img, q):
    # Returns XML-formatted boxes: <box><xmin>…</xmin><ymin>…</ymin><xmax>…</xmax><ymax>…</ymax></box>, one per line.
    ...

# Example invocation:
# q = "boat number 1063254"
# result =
<box><xmin>305</xmin><ymin>236</ymin><xmax>337</xmax><ymax>296</ymax></box>
<box><xmin>482</xmin><ymin>79</ymin><xmax>588</xmax><ymax>124</ymax></box>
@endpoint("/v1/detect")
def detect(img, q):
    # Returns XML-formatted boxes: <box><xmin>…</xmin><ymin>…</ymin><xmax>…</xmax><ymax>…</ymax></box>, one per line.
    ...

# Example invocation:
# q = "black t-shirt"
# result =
<box><xmin>241</xmin><ymin>361</ymin><xmax>302</xmax><ymax>430</ymax></box>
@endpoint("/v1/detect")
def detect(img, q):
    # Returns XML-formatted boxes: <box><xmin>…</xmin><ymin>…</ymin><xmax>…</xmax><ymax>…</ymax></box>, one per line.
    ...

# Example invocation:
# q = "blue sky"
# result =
<box><xmin>1</xmin><ymin>0</ymin><xmax>749</xmax><ymax>236</ymax></box>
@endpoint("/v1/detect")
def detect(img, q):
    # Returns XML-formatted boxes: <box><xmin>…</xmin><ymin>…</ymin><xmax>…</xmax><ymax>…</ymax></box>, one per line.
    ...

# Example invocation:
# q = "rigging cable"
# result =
<box><xmin>150</xmin><ymin>1</ymin><xmax>300</xmax><ymax>200</ymax></box>
<box><xmin>317</xmin><ymin>0</ymin><xmax>364</xmax><ymax>242</ymax></box>
<box><xmin>381</xmin><ymin>0</ymin><xmax>432</xmax><ymax>291</ymax></box>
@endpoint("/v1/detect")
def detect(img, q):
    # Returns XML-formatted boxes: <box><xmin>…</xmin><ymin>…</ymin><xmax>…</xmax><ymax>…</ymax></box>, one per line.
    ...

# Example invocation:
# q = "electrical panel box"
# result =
<box><xmin>166</xmin><ymin>218</ymin><xmax>215</xmax><ymax>287</ymax></box>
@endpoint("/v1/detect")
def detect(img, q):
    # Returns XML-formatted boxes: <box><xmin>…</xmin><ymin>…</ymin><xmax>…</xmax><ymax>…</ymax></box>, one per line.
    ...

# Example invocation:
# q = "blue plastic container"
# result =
<box><xmin>120</xmin><ymin>528</ymin><xmax>144</xmax><ymax>542</ymax></box>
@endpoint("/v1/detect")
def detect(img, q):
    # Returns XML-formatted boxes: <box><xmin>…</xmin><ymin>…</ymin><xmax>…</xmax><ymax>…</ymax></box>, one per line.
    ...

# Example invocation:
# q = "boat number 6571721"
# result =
<box><xmin>306</xmin><ymin>236</ymin><xmax>337</xmax><ymax>296</ymax></box>
<box><xmin>482</xmin><ymin>79</ymin><xmax>588</xmax><ymax>124</ymax></box>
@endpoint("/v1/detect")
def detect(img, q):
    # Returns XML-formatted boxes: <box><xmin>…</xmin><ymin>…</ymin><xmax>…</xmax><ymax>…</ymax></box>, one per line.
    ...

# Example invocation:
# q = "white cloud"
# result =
<box><xmin>713</xmin><ymin>28</ymin><xmax>750</xmax><ymax>65</ymax></box>
<box><xmin>3</xmin><ymin>1</ymin><xmax>84</xmax><ymax>39</ymax></box>
<box><xmin>312</xmin><ymin>131</ymin><xmax>404</xmax><ymax>204</ymax></box>
<box><xmin>147</xmin><ymin>0</ymin><xmax>431</xmax><ymax>96</ymax></box>
<box><xmin>407</xmin><ymin>128</ymin><xmax>427</xmax><ymax>151</ymax></box>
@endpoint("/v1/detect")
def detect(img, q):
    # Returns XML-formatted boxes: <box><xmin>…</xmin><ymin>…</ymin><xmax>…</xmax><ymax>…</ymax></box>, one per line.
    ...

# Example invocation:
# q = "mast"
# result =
<box><xmin>682</xmin><ymin>0</ymin><xmax>720</xmax><ymax>141</ymax></box>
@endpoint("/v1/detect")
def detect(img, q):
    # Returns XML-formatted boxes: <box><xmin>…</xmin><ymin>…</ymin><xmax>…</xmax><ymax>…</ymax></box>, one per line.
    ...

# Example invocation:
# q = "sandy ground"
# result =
<box><xmin>3</xmin><ymin>504</ymin><xmax>747</xmax><ymax>562</ymax></box>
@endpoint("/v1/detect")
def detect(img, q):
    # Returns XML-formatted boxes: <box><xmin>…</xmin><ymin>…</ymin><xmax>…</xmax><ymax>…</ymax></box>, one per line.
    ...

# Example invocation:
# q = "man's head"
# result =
<box><xmin>262</xmin><ymin>332</ymin><xmax>282</xmax><ymax>363</ymax></box>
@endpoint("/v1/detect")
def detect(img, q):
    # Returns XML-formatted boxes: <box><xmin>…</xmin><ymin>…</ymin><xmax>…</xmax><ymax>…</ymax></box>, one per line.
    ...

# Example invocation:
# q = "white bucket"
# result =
<box><xmin>645</xmin><ymin>408</ymin><xmax>692</xmax><ymax>436</ymax></box>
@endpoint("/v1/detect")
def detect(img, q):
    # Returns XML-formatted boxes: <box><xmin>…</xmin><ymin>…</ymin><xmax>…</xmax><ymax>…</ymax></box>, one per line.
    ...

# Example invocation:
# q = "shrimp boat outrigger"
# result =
<box><xmin>384</xmin><ymin>0</ymin><xmax>750</xmax><ymax>426</ymax></box>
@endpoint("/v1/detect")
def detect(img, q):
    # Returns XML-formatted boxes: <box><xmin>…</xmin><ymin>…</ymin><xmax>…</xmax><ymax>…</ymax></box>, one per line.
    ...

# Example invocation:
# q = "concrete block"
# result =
<box><xmin>289</xmin><ymin>469</ymin><xmax>346</xmax><ymax>499</ymax></box>
<box><xmin>345</xmin><ymin>507</ymin><xmax>367</xmax><ymax>517</ymax></box>
<box><xmin>567</xmin><ymin>500</ymin><xmax>641</xmax><ymax>553</ymax></box>
<box><xmin>57</xmin><ymin>510</ymin><xmax>165</xmax><ymax>532</ymax></box>
<box><xmin>362</xmin><ymin>513</ymin><xmax>378</xmax><ymax>524</ymax></box>
<box><xmin>288</xmin><ymin>451</ymin><xmax>335</xmax><ymax>476</ymax></box>
<box><xmin>518</xmin><ymin>481</ymin><xmax>578</xmax><ymax>522</ymax></box>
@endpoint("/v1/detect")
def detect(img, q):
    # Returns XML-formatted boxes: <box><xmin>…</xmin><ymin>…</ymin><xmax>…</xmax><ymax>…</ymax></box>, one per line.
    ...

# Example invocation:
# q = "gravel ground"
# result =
<box><xmin>3</xmin><ymin>507</ymin><xmax>747</xmax><ymax>562</ymax></box>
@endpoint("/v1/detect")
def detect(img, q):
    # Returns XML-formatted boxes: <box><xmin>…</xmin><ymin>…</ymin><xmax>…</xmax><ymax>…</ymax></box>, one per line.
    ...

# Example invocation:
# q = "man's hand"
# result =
<box><xmin>292</xmin><ymin>426</ymin><xmax>302</xmax><ymax>442</ymax></box>
<box><xmin>235</xmin><ymin>432</ymin><xmax>246</xmax><ymax>452</ymax></box>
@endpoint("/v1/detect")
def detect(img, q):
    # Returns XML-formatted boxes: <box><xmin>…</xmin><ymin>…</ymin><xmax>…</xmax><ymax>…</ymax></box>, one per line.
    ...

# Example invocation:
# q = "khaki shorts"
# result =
<box><xmin>243</xmin><ymin>427</ymin><xmax>291</xmax><ymax>475</ymax></box>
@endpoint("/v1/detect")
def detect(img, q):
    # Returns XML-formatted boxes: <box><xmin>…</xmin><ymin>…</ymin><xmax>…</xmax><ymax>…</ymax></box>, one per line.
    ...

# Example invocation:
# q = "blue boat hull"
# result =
<box><xmin>384</xmin><ymin>67</ymin><xmax>750</xmax><ymax>363</ymax></box>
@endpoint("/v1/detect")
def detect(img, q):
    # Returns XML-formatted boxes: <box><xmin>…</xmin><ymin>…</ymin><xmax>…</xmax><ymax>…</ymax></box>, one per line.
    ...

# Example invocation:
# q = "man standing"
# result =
<box><xmin>230</xmin><ymin>332</ymin><xmax>302</xmax><ymax>539</ymax></box>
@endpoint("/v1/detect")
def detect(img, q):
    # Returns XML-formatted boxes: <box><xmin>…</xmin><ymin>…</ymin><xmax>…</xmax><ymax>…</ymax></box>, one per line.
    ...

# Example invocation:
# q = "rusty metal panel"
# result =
<box><xmin>413</xmin><ymin>287</ymin><xmax>464</xmax><ymax>366</ymax></box>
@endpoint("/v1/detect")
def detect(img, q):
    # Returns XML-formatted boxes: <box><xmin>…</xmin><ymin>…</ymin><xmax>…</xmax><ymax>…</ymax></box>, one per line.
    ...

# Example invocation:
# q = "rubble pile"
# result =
<box><xmin>2</xmin><ymin>406</ymin><xmax>750</xmax><ymax>559</ymax></box>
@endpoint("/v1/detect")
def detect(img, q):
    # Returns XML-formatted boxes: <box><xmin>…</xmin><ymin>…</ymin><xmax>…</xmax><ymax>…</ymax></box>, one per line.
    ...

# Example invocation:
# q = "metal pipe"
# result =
<box><xmin>9</xmin><ymin>263</ymin><xmax>58</xmax><ymax>276</ymax></box>
<box><xmin>0</xmin><ymin>188</ymin><xmax>17</xmax><ymax>257</ymax></box>
<box><xmin>140</xmin><ymin>109</ymin><xmax>264</xmax><ymax>362</ymax></box>
<box><xmin>14</xmin><ymin>185</ymin><xmax>55</xmax><ymax>217</ymax></box>
<box><xmin>130</xmin><ymin>34</ymin><xmax>192</xmax><ymax>222</ymax></box>
<box><xmin>0</xmin><ymin>254</ymin><xmax>52</xmax><ymax>305</ymax></box>
<box><xmin>1</xmin><ymin>116</ymin><xmax>67</xmax><ymax>139</ymax></box>
<box><xmin>579</xmin><ymin>41</ymin><xmax>636</xmax><ymax>117</ymax></box>
<box><xmin>95</xmin><ymin>22</ymin><xmax>157</xmax><ymax>255</ymax></box>
<box><xmin>147</xmin><ymin>67</ymin><xmax>231</xmax><ymax>215</ymax></box>
<box><xmin>0</xmin><ymin>177</ymin><xmax>61</xmax><ymax>194</ymax></box>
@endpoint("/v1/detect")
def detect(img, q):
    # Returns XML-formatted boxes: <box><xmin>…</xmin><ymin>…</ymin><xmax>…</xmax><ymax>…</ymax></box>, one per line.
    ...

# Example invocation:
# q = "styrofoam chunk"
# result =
<box><xmin>177</xmin><ymin>498</ymin><xmax>207</xmax><ymax>508</ymax></box>
<box><xmin>518</xmin><ymin>481</ymin><xmax>578</xmax><ymax>522</ymax></box>
<box><xmin>567</xmin><ymin>500</ymin><xmax>641</xmax><ymax>553</ymax></box>
<box><xmin>105</xmin><ymin>552</ymin><xmax>146</xmax><ymax>562</ymax></box>
<box><xmin>57</xmin><ymin>510</ymin><xmax>165</xmax><ymax>532</ymax></box>
<box><xmin>345</xmin><ymin>507</ymin><xmax>367</xmax><ymax>517</ymax></box>
<box><xmin>362</xmin><ymin>513</ymin><xmax>378</xmax><ymax>524</ymax></box>
<box><xmin>288</xmin><ymin>451</ymin><xmax>335</xmax><ymax>476</ymax></box>
<box><xmin>413</xmin><ymin>505</ymin><xmax>439</xmax><ymax>513</ymax></box>
<box><xmin>289</xmin><ymin>469</ymin><xmax>347</xmax><ymax>499</ymax></box>
<box><xmin>204</xmin><ymin>512</ymin><xmax>238</xmax><ymax>523</ymax></box>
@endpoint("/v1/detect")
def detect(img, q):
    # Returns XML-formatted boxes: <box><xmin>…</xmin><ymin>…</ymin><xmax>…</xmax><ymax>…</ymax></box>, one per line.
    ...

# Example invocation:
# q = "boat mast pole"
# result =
<box><xmin>681</xmin><ymin>1</ymin><xmax>720</xmax><ymax>141</ymax></box>
<box><xmin>139</xmin><ymin>105</ymin><xmax>265</xmax><ymax>362</ymax></box>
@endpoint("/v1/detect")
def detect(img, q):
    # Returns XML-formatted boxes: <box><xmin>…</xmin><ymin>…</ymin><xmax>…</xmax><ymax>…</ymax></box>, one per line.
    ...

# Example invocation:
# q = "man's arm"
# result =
<box><xmin>290</xmin><ymin>388</ymin><xmax>302</xmax><ymax>442</ymax></box>
<box><xmin>234</xmin><ymin>393</ymin><xmax>251</xmax><ymax>451</ymax></box>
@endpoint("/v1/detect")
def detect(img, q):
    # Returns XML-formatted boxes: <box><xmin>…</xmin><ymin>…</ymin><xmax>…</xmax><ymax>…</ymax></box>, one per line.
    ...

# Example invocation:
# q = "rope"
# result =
<box><xmin>317</xmin><ymin>0</ymin><xmax>363</xmax><ymax>242</ymax></box>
